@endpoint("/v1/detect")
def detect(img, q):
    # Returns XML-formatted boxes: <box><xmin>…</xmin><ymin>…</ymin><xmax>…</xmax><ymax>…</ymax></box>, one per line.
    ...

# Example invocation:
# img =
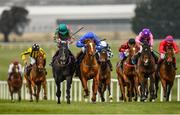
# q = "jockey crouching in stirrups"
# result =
<box><xmin>8</xmin><ymin>60</ymin><xmax>23</xmax><ymax>80</ymax></box>
<box><xmin>50</xmin><ymin>23</ymin><xmax>75</xmax><ymax>66</ymax></box>
<box><xmin>75</xmin><ymin>32</ymin><xmax>108</xmax><ymax>77</ymax></box>
<box><xmin>158</xmin><ymin>35</ymin><xmax>179</xmax><ymax>70</ymax></box>
<box><xmin>131</xmin><ymin>28</ymin><xmax>158</xmax><ymax>65</ymax></box>
<box><xmin>21</xmin><ymin>43</ymin><xmax>47</xmax><ymax>77</ymax></box>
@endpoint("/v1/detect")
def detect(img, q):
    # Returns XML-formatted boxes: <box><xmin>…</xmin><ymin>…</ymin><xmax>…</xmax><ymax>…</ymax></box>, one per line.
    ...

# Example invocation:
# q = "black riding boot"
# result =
<box><xmin>107</xmin><ymin>60</ymin><xmax>113</xmax><ymax>71</ymax></box>
<box><xmin>151</xmin><ymin>51</ymin><xmax>158</xmax><ymax>64</ymax></box>
<box><xmin>173</xmin><ymin>58</ymin><xmax>177</xmax><ymax>70</ymax></box>
<box><xmin>49</xmin><ymin>50</ymin><xmax>59</xmax><ymax>66</ymax></box>
<box><xmin>27</xmin><ymin>64</ymin><xmax>32</xmax><ymax>77</ymax></box>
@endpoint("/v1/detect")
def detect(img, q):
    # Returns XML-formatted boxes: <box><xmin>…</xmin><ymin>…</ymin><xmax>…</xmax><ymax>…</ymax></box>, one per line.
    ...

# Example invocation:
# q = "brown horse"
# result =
<box><xmin>7</xmin><ymin>62</ymin><xmax>22</xmax><ymax>102</ymax></box>
<box><xmin>116</xmin><ymin>44</ymin><xmax>139</xmax><ymax>102</ymax></box>
<box><xmin>25</xmin><ymin>52</ymin><xmax>47</xmax><ymax>102</ymax></box>
<box><xmin>98</xmin><ymin>48</ymin><xmax>112</xmax><ymax>102</ymax></box>
<box><xmin>79</xmin><ymin>39</ymin><xmax>100</xmax><ymax>102</ymax></box>
<box><xmin>159</xmin><ymin>46</ymin><xmax>176</xmax><ymax>101</ymax></box>
<box><xmin>136</xmin><ymin>42</ymin><xmax>156</xmax><ymax>102</ymax></box>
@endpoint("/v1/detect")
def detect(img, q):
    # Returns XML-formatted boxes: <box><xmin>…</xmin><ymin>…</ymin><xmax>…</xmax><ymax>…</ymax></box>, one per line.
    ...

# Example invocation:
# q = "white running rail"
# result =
<box><xmin>0</xmin><ymin>75</ymin><xmax>180</xmax><ymax>102</ymax></box>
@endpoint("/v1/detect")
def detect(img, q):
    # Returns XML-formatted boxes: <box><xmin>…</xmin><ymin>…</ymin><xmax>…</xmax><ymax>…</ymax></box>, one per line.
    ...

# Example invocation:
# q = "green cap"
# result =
<box><xmin>58</xmin><ymin>24</ymin><xmax>68</xmax><ymax>35</ymax></box>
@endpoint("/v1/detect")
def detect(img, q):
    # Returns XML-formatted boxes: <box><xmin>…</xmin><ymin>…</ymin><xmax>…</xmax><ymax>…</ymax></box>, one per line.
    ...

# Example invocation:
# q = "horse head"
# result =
<box><xmin>140</xmin><ymin>42</ymin><xmax>152</xmax><ymax>66</ymax></box>
<box><xmin>36</xmin><ymin>52</ymin><xmax>45</xmax><ymax>73</ymax></box>
<box><xmin>99</xmin><ymin>48</ymin><xmax>108</xmax><ymax>63</ymax></box>
<box><xmin>12</xmin><ymin>62</ymin><xmax>20</xmax><ymax>78</ymax></box>
<box><xmin>165</xmin><ymin>46</ymin><xmax>174</xmax><ymax>64</ymax></box>
<box><xmin>57</xmin><ymin>40</ymin><xmax>70</xmax><ymax>65</ymax></box>
<box><xmin>84</xmin><ymin>39</ymin><xmax>96</xmax><ymax>56</ymax></box>
<box><xmin>129</xmin><ymin>44</ymin><xmax>138</xmax><ymax>57</ymax></box>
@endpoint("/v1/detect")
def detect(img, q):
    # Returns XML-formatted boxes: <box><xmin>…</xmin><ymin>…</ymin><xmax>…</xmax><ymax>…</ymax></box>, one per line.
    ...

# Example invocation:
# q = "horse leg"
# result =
<box><xmin>118</xmin><ymin>77</ymin><xmax>126</xmax><ymax>102</ymax></box>
<box><xmin>161</xmin><ymin>79</ymin><xmax>167</xmax><ymax>99</ymax></box>
<box><xmin>107</xmin><ymin>80</ymin><xmax>113</xmax><ymax>102</ymax></box>
<box><xmin>166</xmin><ymin>82</ymin><xmax>173</xmax><ymax>102</ymax></box>
<box><xmin>10</xmin><ymin>91</ymin><xmax>14</xmax><ymax>103</ymax></box>
<box><xmin>134</xmin><ymin>76</ymin><xmax>139</xmax><ymax>101</ymax></box>
<box><xmin>98</xmin><ymin>81</ymin><xmax>104</xmax><ymax>102</ymax></box>
<box><xmin>139</xmin><ymin>76</ymin><xmax>146</xmax><ymax>102</ymax></box>
<box><xmin>91</xmin><ymin>76</ymin><xmax>99</xmax><ymax>103</ymax></box>
<box><xmin>81</xmin><ymin>77</ymin><xmax>89</xmax><ymax>99</ymax></box>
<box><xmin>36</xmin><ymin>84</ymin><xmax>41</xmax><ymax>102</ymax></box>
<box><xmin>149</xmin><ymin>75</ymin><xmax>155</xmax><ymax>102</ymax></box>
<box><xmin>154</xmin><ymin>73</ymin><xmax>159</xmax><ymax>99</ymax></box>
<box><xmin>18</xmin><ymin>90</ymin><xmax>21</xmax><ymax>102</ymax></box>
<box><xmin>56</xmin><ymin>82</ymin><xmax>61</xmax><ymax>104</ymax></box>
<box><xmin>66</xmin><ymin>76</ymin><xmax>72</xmax><ymax>104</ymax></box>
<box><xmin>42</xmin><ymin>80</ymin><xmax>47</xmax><ymax>100</ymax></box>
<box><xmin>101</xmin><ymin>82</ymin><xmax>106</xmax><ymax>102</ymax></box>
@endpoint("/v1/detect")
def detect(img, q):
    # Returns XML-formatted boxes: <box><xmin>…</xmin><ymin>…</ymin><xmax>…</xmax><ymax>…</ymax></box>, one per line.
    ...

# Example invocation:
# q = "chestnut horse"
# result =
<box><xmin>159</xmin><ymin>46</ymin><xmax>176</xmax><ymax>101</ymax></box>
<box><xmin>136</xmin><ymin>42</ymin><xmax>156</xmax><ymax>102</ymax></box>
<box><xmin>79</xmin><ymin>39</ymin><xmax>100</xmax><ymax>102</ymax></box>
<box><xmin>52</xmin><ymin>40</ymin><xmax>76</xmax><ymax>104</ymax></box>
<box><xmin>25</xmin><ymin>52</ymin><xmax>47</xmax><ymax>102</ymax></box>
<box><xmin>7</xmin><ymin>62</ymin><xmax>22</xmax><ymax>102</ymax></box>
<box><xmin>98</xmin><ymin>48</ymin><xmax>112</xmax><ymax>102</ymax></box>
<box><xmin>116</xmin><ymin>44</ymin><xmax>139</xmax><ymax>102</ymax></box>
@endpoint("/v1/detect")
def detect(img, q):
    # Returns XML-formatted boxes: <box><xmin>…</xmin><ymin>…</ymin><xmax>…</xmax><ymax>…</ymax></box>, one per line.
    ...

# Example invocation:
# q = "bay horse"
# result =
<box><xmin>116</xmin><ymin>44</ymin><xmax>139</xmax><ymax>102</ymax></box>
<box><xmin>159</xmin><ymin>46</ymin><xmax>176</xmax><ymax>101</ymax></box>
<box><xmin>7</xmin><ymin>62</ymin><xmax>22</xmax><ymax>102</ymax></box>
<box><xmin>52</xmin><ymin>40</ymin><xmax>76</xmax><ymax>104</ymax></box>
<box><xmin>79</xmin><ymin>39</ymin><xmax>100</xmax><ymax>102</ymax></box>
<box><xmin>136</xmin><ymin>42</ymin><xmax>156</xmax><ymax>102</ymax></box>
<box><xmin>25</xmin><ymin>52</ymin><xmax>47</xmax><ymax>102</ymax></box>
<box><xmin>98</xmin><ymin>48</ymin><xmax>112</xmax><ymax>102</ymax></box>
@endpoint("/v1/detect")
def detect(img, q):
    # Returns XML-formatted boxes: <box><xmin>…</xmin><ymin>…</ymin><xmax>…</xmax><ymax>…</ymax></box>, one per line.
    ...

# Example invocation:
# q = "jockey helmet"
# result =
<box><xmin>100</xmin><ymin>41</ymin><xmax>108</xmax><ymax>47</ymax></box>
<box><xmin>32</xmin><ymin>43</ymin><xmax>40</xmax><ymax>51</ymax></box>
<box><xmin>58</xmin><ymin>24</ymin><xmax>68</xmax><ymax>36</ymax></box>
<box><xmin>84</xmin><ymin>32</ymin><xmax>96</xmax><ymax>38</ymax></box>
<box><xmin>165</xmin><ymin>35</ymin><xmax>174</xmax><ymax>43</ymax></box>
<box><xmin>141</xmin><ymin>28</ymin><xmax>151</xmax><ymax>38</ymax></box>
<box><xmin>128</xmin><ymin>38</ymin><xmax>136</xmax><ymax>45</ymax></box>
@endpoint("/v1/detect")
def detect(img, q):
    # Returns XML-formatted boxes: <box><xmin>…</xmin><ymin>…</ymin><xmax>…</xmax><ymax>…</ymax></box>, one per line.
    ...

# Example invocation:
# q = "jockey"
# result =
<box><xmin>119</xmin><ymin>38</ymin><xmax>137</xmax><ymax>69</ymax></box>
<box><xmin>132</xmin><ymin>28</ymin><xmax>158</xmax><ymax>65</ymax></box>
<box><xmin>97</xmin><ymin>40</ymin><xmax>113</xmax><ymax>71</ymax></box>
<box><xmin>8</xmin><ymin>61</ymin><xmax>23</xmax><ymax>80</ymax></box>
<box><xmin>50</xmin><ymin>23</ymin><xmax>75</xmax><ymax>66</ymax></box>
<box><xmin>21</xmin><ymin>43</ymin><xmax>46</xmax><ymax>76</ymax></box>
<box><xmin>158</xmin><ymin>35</ymin><xmax>179</xmax><ymax>70</ymax></box>
<box><xmin>75</xmin><ymin>32</ymin><xmax>101</xmax><ymax>76</ymax></box>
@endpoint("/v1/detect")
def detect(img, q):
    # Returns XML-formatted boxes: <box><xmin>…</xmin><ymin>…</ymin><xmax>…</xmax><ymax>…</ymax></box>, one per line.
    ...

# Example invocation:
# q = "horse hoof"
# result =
<box><xmin>57</xmin><ymin>102</ymin><xmax>61</xmax><ymax>104</ymax></box>
<box><xmin>67</xmin><ymin>100</ymin><xmax>71</xmax><ymax>104</ymax></box>
<box><xmin>110</xmin><ymin>99</ymin><xmax>113</xmax><ymax>102</ymax></box>
<box><xmin>91</xmin><ymin>98</ymin><xmax>96</xmax><ymax>103</ymax></box>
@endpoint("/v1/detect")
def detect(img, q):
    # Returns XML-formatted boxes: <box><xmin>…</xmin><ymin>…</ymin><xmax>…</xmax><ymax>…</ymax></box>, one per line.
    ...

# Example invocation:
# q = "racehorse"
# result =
<box><xmin>136</xmin><ymin>42</ymin><xmax>156</xmax><ymax>102</ymax></box>
<box><xmin>25</xmin><ymin>52</ymin><xmax>47</xmax><ymax>102</ymax></box>
<box><xmin>52</xmin><ymin>40</ymin><xmax>76</xmax><ymax>104</ymax></box>
<box><xmin>98</xmin><ymin>48</ymin><xmax>112</xmax><ymax>102</ymax></box>
<box><xmin>159</xmin><ymin>45</ymin><xmax>176</xmax><ymax>101</ymax></box>
<box><xmin>116</xmin><ymin>44</ymin><xmax>139</xmax><ymax>102</ymax></box>
<box><xmin>79</xmin><ymin>39</ymin><xmax>100</xmax><ymax>102</ymax></box>
<box><xmin>7</xmin><ymin>62</ymin><xmax>22</xmax><ymax>102</ymax></box>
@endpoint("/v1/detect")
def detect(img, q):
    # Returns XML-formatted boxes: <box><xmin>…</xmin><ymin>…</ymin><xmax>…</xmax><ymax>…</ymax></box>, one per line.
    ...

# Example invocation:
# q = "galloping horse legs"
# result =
<box><xmin>81</xmin><ymin>77</ymin><xmax>89</xmax><ymax>98</ymax></box>
<box><xmin>36</xmin><ymin>84</ymin><xmax>41</xmax><ymax>102</ymax></box>
<box><xmin>118</xmin><ymin>77</ymin><xmax>126</xmax><ymax>102</ymax></box>
<box><xmin>56</xmin><ymin>81</ymin><xmax>61</xmax><ymax>104</ymax></box>
<box><xmin>42</xmin><ymin>80</ymin><xmax>47</xmax><ymax>100</ymax></box>
<box><xmin>66</xmin><ymin>76</ymin><xmax>72</xmax><ymax>104</ymax></box>
<box><xmin>91</xmin><ymin>77</ymin><xmax>99</xmax><ymax>102</ymax></box>
<box><xmin>134</xmin><ymin>76</ymin><xmax>139</xmax><ymax>101</ymax></box>
<box><xmin>161</xmin><ymin>79</ymin><xmax>167</xmax><ymax>98</ymax></box>
<box><xmin>166</xmin><ymin>83</ymin><xmax>173</xmax><ymax>102</ymax></box>
<box><xmin>18</xmin><ymin>90</ymin><xmax>21</xmax><ymax>102</ymax></box>
<box><xmin>149</xmin><ymin>74</ymin><xmax>155</xmax><ymax>101</ymax></box>
<box><xmin>140</xmin><ymin>77</ymin><xmax>147</xmax><ymax>102</ymax></box>
<box><xmin>107</xmin><ymin>81</ymin><xmax>113</xmax><ymax>101</ymax></box>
